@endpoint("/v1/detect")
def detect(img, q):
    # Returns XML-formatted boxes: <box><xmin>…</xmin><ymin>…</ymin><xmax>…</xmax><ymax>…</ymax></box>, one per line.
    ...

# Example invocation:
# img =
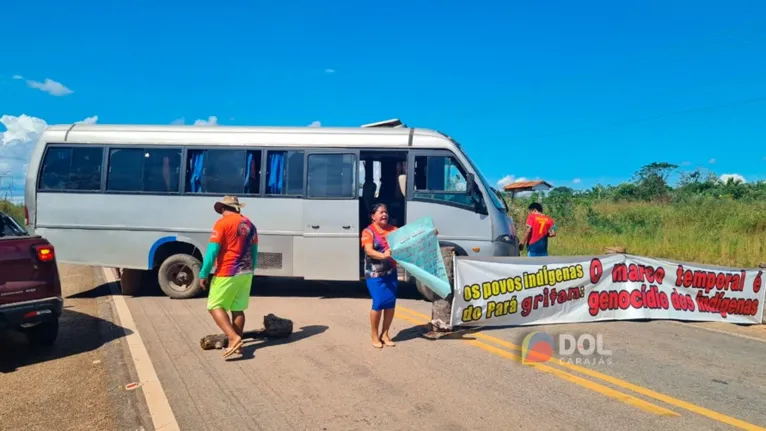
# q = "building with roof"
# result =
<box><xmin>502</xmin><ymin>180</ymin><xmax>553</xmax><ymax>201</ymax></box>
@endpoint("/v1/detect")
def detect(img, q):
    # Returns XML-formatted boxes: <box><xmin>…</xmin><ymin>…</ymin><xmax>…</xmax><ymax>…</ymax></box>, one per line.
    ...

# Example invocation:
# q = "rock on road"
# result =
<box><xmin>4</xmin><ymin>264</ymin><xmax>766</xmax><ymax>431</ymax></box>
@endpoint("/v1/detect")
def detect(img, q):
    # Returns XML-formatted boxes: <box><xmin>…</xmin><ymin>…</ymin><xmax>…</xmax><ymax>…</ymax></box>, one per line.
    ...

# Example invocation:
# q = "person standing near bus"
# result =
<box><xmin>199</xmin><ymin>195</ymin><xmax>258</xmax><ymax>359</ymax></box>
<box><xmin>361</xmin><ymin>203</ymin><xmax>400</xmax><ymax>349</ymax></box>
<box><xmin>520</xmin><ymin>202</ymin><xmax>556</xmax><ymax>257</ymax></box>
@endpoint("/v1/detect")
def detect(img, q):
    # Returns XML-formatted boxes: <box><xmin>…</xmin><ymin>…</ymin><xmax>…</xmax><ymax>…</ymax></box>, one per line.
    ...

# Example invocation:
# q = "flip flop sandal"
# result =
<box><xmin>222</xmin><ymin>339</ymin><xmax>244</xmax><ymax>359</ymax></box>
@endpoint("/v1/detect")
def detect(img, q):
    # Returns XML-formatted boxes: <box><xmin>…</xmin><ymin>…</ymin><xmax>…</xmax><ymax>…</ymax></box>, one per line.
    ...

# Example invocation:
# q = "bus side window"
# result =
<box><xmin>265</xmin><ymin>150</ymin><xmax>304</xmax><ymax>196</ymax></box>
<box><xmin>107</xmin><ymin>148</ymin><xmax>181</xmax><ymax>193</ymax></box>
<box><xmin>245</xmin><ymin>150</ymin><xmax>262</xmax><ymax>194</ymax></box>
<box><xmin>186</xmin><ymin>149</ymin><xmax>261</xmax><ymax>194</ymax></box>
<box><xmin>307</xmin><ymin>153</ymin><xmax>356</xmax><ymax>198</ymax></box>
<box><xmin>38</xmin><ymin>146</ymin><xmax>103</xmax><ymax>191</ymax></box>
<box><xmin>413</xmin><ymin>155</ymin><xmax>473</xmax><ymax>207</ymax></box>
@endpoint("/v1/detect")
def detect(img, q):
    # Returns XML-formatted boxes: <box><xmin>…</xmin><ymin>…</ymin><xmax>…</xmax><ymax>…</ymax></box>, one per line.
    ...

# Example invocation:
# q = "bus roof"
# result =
<box><xmin>40</xmin><ymin>123</ymin><xmax>452</xmax><ymax>149</ymax></box>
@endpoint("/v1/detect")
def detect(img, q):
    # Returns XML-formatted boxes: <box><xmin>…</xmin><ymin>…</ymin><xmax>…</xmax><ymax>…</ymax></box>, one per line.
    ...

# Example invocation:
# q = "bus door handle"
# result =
<box><xmin>311</xmin><ymin>225</ymin><xmax>320</xmax><ymax>229</ymax></box>
<box><xmin>342</xmin><ymin>225</ymin><xmax>351</xmax><ymax>230</ymax></box>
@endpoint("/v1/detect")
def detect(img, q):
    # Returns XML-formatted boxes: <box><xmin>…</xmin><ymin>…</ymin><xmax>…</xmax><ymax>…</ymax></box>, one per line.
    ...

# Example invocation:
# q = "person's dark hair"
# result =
<box><xmin>370</xmin><ymin>203</ymin><xmax>388</xmax><ymax>217</ymax></box>
<box><xmin>528</xmin><ymin>202</ymin><xmax>543</xmax><ymax>212</ymax></box>
<box><xmin>221</xmin><ymin>204</ymin><xmax>240</xmax><ymax>214</ymax></box>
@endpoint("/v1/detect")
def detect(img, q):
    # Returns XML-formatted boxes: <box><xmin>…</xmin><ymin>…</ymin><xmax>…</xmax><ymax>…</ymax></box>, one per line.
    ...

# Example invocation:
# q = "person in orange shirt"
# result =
<box><xmin>520</xmin><ymin>202</ymin><xmax>556</xmax><ymax>257</ymax></box>
<box><xmin>199</xmin><ymin>196</ymin><xmax>258</xmax><ymax>359</ymax></box>
<box><xmin>360</xmin><ymin>203</ymin><xmax>399</xmax><ymax>349</ymax></box>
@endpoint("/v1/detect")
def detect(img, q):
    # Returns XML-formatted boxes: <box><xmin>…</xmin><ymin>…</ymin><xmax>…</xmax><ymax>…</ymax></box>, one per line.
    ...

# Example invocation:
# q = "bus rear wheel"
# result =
<box><xmin>158</xmin><ymin>253</ymin><xmax>203</xmax><ymax>299</ymax></box>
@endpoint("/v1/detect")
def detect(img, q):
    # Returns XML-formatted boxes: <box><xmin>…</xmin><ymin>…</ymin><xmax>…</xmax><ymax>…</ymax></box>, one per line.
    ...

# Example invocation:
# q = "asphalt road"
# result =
<box><xmin>0</xmin><ymin>264</ymin><xmax>152</xmax><ymax>431</ymax></box>
<box><xmin>125</xmin><ymin>276</ymin><xmax>766</xmax><ymax>431</ymax></box>
<box><xmin>4</xmin><ymin>265</ymin><xmax>766</xmax><ymax>431</ymax></box>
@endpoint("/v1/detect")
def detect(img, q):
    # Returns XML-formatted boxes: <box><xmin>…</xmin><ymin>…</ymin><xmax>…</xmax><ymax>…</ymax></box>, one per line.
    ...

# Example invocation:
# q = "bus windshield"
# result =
<box><xmin>449</xmin><ymin>138</ymin><xmax>507</xmax><ymax>212</ymax></box>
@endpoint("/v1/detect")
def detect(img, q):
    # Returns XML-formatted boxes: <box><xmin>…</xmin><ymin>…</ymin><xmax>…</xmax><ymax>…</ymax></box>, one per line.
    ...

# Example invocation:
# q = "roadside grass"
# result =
<box><xmin>510</xmin><ymin>198</ymin><xmax>766</xmax><ymax>268</ymax></box>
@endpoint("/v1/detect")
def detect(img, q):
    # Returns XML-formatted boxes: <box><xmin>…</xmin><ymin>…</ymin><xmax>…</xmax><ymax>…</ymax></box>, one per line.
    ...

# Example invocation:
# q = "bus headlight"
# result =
<box><xmin>493</xmin><ymin>234</ymin><xmax>517</xmax><ymax>256</ymax></box>
<box><xmin>495</xmin><ymin>234</ymin><xmax>513</xmax><ymax>244</ymax></box>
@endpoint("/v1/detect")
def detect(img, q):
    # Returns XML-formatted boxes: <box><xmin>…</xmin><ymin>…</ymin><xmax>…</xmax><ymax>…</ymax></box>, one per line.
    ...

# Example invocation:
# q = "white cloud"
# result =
<box><xmin>324</xmin><ymin>69</ymin><xmax>335</xmax><ymax>74</ymax></box>
<box><xmin>76</xmin><ymin>115</ymin><xmax>99</xmax><ymax>124</ymax></box>
<box><xmin>11</xmin><ymin>75</ymin><xmax>23</xmax><ymax>80</ymax></box>
<box><xmin>170</xmin><ymin>116</ymin><xmax>220</xmax><ymax>126</ymax></box>
<box><xmin>719</xmin><ymin>173</ymin><xmax>746</xmax><ymax>184</ymax></box>
<box><xmin>708</xmin><ymin>158</ymin><xmax>716</xmax><ymax>164</ymax></box>
<box><xmin>0</xmin><ymin>115</ymin><xmax>48</xmax><ymax>200</ymax></box>
<box><xmin>308</xmin><ymin>121</ymin><xmax>321</xmax><ymax>127</ymax></box>
<box><xmin>0</xmin><ymin>114</ymin><xmax>96</xmax><ymax>201</ymax></box>
<box><xmin>572</xmin><ymin>178</ymin><xmax>581</xmax><ymax>184</ymax></box>
<box><xmin>496</xmin><ymin>175</ymin><xmax>514</xmax><ymax>188</ymax></box>
<box><xmin>193</xmin><ymin>116</ymin><xmax>218</xmax><ymax>126</ymax></box>
<box><xmin>22</xmin><ymin>77</ymin><xmax>74</xmax><ymax>96</ymax></box>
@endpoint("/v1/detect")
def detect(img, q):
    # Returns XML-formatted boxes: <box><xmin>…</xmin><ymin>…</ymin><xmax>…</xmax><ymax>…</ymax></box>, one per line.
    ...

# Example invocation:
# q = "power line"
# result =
<box><xmin>523</xmin><ymin>94</ymin><xmax>766</xmax><ymax>141</ymax></box>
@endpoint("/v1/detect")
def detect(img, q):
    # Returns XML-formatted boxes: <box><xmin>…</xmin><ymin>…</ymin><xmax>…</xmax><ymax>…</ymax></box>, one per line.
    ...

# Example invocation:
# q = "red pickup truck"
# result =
<box><xmin>0</xmin><ymin>211</ymin><xmax>62</xmax><ymax>347</ymax></box>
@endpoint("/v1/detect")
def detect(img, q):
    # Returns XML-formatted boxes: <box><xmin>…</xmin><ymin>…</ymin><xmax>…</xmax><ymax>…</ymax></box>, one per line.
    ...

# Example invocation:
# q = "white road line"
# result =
<box><xmin>102</xmin><ymin>267</ymin><xmax>180</xmax><ymax>431</ymax></box>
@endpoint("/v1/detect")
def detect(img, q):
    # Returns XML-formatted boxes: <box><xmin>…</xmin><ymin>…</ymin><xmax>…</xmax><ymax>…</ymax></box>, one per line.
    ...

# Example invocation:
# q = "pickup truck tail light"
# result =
<box><xmin>33</xmin><ymin>245</ymin><xmax>55</xmax><ymax>263</ymax></box>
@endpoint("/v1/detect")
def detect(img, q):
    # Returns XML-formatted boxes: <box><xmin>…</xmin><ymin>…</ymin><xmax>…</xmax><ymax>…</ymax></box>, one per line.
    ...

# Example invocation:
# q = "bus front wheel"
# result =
<box><xmin>158</xmin><ymin>253</ymin><xmax>203</xmax><ymax>299</ymax></box>
<box><xmin>415</xmin><ymin>278</ymin><xmax>440</xmax><ymax>303</ymax></box>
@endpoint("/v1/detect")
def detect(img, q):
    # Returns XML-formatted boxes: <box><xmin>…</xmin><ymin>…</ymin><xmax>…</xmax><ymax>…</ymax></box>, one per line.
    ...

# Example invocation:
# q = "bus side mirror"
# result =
<box><xmin>466</xmin><ymin>173</ymin><xmax>476</xmax><ymax>193</ymax></box>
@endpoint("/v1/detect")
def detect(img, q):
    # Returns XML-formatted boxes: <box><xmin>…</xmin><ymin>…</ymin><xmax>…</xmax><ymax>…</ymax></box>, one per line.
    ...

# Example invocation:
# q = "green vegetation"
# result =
<box><xmin>505</xmin><ymin>163</ymin><xmax>766</xmax><ymax>268</ymax></box>
<box><xmin>0</xmin><ymin>199</ymin><xmax>24</xmax><ymax>226</ymax></box>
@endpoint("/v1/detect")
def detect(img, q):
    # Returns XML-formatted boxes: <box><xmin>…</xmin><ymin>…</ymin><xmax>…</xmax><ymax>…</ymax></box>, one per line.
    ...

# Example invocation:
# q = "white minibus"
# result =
<box><xmin>24</xmin><ymin>120</ymin><xmax>519</xmax><ymax>299</ymax></box>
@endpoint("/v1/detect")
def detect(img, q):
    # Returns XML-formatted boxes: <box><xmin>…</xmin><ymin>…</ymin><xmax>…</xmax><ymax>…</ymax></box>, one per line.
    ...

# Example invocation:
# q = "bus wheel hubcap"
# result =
<box><xmin>168</xmin><ymin>264</ymin><xmax>193</xmax><ymax>291</ymax></box>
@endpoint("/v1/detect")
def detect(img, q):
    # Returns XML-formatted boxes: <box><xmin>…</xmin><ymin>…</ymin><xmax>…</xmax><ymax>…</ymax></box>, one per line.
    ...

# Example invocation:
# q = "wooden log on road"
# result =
<box><xmin>423</xmin><ymin>247</ymin><xmax>457</xmax><ymax>339</ymax></box>
<box><xmin>199</xmin><ymin>313</ymin><xmax>293</xmax><ymax>350</ymax></box>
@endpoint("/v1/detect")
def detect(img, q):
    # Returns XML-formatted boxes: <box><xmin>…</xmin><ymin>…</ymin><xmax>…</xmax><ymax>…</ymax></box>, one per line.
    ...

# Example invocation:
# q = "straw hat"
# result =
<box><xmin>214</xmin><ymin>195</ymin><xmax>245</xmax><ymax>214</ymax></box>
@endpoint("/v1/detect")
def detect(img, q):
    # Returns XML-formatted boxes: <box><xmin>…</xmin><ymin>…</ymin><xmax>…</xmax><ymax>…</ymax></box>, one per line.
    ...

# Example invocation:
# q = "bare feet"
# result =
<box><xmin>381</xmin><ymin>334</ymin><xmax>396</xmax><ymax>347</ymax></box>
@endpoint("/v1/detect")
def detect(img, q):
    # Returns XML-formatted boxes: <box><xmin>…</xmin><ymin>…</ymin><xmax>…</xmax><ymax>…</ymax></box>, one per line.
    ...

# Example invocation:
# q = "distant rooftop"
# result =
<box><xmin>502</xmin><ymin>180</ymin><xmax>553</xmax><ymax>192</ymax></box>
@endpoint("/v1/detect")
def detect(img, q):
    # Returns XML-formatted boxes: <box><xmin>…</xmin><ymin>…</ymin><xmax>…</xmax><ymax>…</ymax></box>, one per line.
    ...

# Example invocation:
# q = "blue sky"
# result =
<box><xmin>1</xmin><ymin>0</ymin><xmax>765</xmax><ymax>200</ymax></box>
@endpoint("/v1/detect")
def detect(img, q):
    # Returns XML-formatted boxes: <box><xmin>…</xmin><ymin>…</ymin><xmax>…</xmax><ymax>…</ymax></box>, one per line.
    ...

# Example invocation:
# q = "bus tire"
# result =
<box><xmin>415</xmin><ymin>278</ymin><xmax>440</xmax><ymax>303</ymax></box>
<box><xmin>158</xmin><ymin>253</ymin><xmax>203</xmax><ymax>299</ymax></box>
<box><xmin>414</xmin><ymin>243</ymin><xmax>462</xmax><ymax>302</ymax></box>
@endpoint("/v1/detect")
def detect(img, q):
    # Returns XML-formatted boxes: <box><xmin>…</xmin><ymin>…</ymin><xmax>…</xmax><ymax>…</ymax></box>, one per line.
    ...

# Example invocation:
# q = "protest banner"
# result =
<box><xmin>387</xmin><ymin>216</ymin><xmax>451</xmax><ymax>299</ymax></box>
<box><xmin>451</xmin><ymin>254</ymin><xmax>765</xmax><ymax>327</ymax></box>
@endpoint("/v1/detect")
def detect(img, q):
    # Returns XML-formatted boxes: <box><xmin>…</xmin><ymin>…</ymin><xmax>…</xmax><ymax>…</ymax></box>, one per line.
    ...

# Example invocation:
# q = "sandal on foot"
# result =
<box><xmin>222</xmin><ymin>339</ymin><xmax>243</xmax><ymax>358</ymax></box>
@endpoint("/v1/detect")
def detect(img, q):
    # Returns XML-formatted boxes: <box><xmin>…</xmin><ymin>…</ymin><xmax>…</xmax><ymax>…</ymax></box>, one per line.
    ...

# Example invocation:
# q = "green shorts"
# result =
<box><xmin>206</xmin><ymin>273</ymin><xmax>253</xmax><ymax>312</ymax></box>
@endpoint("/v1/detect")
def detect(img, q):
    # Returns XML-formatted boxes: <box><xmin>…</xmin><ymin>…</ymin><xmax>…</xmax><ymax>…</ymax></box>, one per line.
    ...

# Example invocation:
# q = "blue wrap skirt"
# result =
<box><xmin>365</xmin><ymin>271</ymin><xmax>398</xmax><ymax>311</ymax></box>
